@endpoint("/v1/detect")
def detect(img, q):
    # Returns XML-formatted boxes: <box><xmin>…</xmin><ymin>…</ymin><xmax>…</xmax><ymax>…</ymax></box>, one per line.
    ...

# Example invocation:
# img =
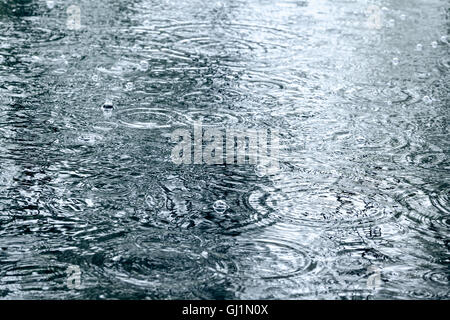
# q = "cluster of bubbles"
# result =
<box><xmin>390</xmin><ymin>33</ymin><xmax>447</xmax><ymax>103</ymax></box>
<box><xmin>393</xmin><ymin>36</ymin><xmax>447</xmax><ymax>66</ymax></box>
<box><xmin>365</xmin><ymin>6</ymin><xmax>448</xmax><ymax>69</ymax></box>
<box><xmin>371</xmin><ymin>7</ymin><xmax>448</xmax><ymax>106</ymax></box>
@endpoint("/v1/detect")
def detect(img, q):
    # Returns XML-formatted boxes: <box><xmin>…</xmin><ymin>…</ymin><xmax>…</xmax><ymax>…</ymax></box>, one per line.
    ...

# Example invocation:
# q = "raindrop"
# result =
<box><xmin>431</xmin><ymin>41</ymin><xmax>438</xmax><ymax>48</ymax></box>
<box><xmin>213</xmin><ymin>200</ymin><xmax>228</xmax><ymax>214</ymax></box>
<box><xmin>102</xmin><ymin>100</ymin><xmax>114</xmax><ymax>110</ymax></box>
<box><xmin>416</xmin><ymin>44</ymin><xmax>423</xmax><ymax>51</ymax></box>
<box><xmin>392</xmin><ymin>57</ymin><xmax>399</xmax><ymax>66</ymax></box>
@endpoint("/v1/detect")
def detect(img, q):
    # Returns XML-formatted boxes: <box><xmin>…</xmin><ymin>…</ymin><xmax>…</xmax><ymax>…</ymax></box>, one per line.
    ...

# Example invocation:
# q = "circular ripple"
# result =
<box><xmin>84</xmin><ymin>232</ymin><xmax>212</xmax><ymax>297</ymax></box>
<box><xmin>265</xmin><ymin>178</ymin><xmax>399</xmax><ymax>228</ymax></box>
<box><xmin>184</xmin><ymin>109</ymin><xmax>244</xmax><ymax>127</ymax></box>
<box><xmin>92</xmin><ymin>121</ymin><xmax>118</xmax><ymax>132</ymax></box>
<box><xmin>140</xmin><ymin>168</ymin><xmax>277</xmax><ymax>233</ymax></box>
<box><xmin>436</xmin><ymin>57</ymin><xmax>450</xmax><ymax>73</ymax></box>
<box><xmin>215</xmin><ymin>186</ymin><xmax>277</xmax><ymax>233</ymax></box>
<box><xmin>395</xmin><ymin>186</ymin><xmax>450</xmax><ymax>233</ymax></box>
<box><xmin>422</xmin><ymin>270</ymin><xmax>449</xmax><ymax>287</ymax></box>
<box><xmin>117</xmin><ymin>107</ymin><xmax>188</xmax><ymax>129</ymax></box>
<box><xmin>168</xmin><ymin>22</ymin><xmax>302</xmax><ymax>58</ymax></box>
<box><xmin>404</xmin><ymin>151</ymin><xmax>446</xmax><ymax>170</ymax></box>
<box><xmin>429</xmin><ymin>185</ymin><xmax>450</xmax><ymax>215</ymax></box>
<box><xmin>179</xmin><ymin>91</ymin><xmax>224</xmax><ymax>106</ymax></box>
<box><xmin>207</xmin><ymin>238</ymin><xmax>315</xmax><ymax>280</ymax></box>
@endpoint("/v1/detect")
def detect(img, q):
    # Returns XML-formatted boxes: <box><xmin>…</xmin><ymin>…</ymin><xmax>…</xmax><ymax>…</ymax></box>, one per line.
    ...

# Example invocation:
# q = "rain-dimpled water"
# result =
<box><xmin>0</xmin><ymin>0</ymin><xmax>449</xmax><ymax>299</ymax></box>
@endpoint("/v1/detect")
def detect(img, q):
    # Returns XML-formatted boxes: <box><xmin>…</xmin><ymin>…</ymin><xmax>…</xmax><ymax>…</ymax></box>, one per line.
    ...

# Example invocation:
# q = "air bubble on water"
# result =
<box><xmin>431</xmin><ymin>41</ymin><xmax>438</xmax><ymax>48</ymax></box>
<box><xmin>85</xmin><ymin>199</ymin><xmax>94</xmax><ymax>207</ymax></box>
<box><xmin>381</xmin><ymin>7</ymin><xmax>388</xmax><ymax>11</ymax></box>
<box><xmin>46</xmin><ymin>0</ymin><xmax>55</xmax><ymax>9</ymax></box>
<box><xmin>92</xmin><ymin>74</ymin><xmax>99</xmax><ymax>82</ymax></box>
<box><xmin>387</xmin><ymin>19</ymin><xmax>395</xmax><ymax>27</ymax></box>
<box><xmin>255</xmin><ymin>164</ymin><xmax>267</xmax><ymax>177</ymax></box>
<box><xmin>213</xmin><ymin>200</ymin><xmax>228</xmax><ymax>214</ymax></box>
<box><xmin>416</xmin><ymin>44</ymin><xmax>423</xmax><ymax>51</ymax></box>
<box><xmin>125</xmin><ymin>82</ymin><xmax>134</xmax><ymax>91</ymax></box>
<box><xmin>422</xmin><ymin>96</ymin><xmax>432</xmax><ymax>104</ymax></box>
<box><xmin>392</xmin><ymin>57</ymin><xmax>399</xmax><ymax>66</ymax></box>
<box><xmin>440</xmin><ymin>35</ymin><xmax>448</xmax><ymax>43</ymax></box>
<box><xmin>400</xmin><ymin>14</ymin><xmax>406</xmax><ymax>21</ymax></box>
<box><xmin>139</xmin><ymin>60</ymin><xmax>149</xmax><ymax>71</ymax></box>
<box><xmin>201</xmin><ymin>251</ymin><xmax>209</xmax><ymax>259</ymax></box>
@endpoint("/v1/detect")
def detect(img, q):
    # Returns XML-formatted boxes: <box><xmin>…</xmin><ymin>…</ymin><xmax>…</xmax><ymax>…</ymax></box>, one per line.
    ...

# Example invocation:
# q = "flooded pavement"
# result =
<box><xmin>0</xmin><ymin>0</ymin><xmax>449</xmax><ymax>299</ymax></box>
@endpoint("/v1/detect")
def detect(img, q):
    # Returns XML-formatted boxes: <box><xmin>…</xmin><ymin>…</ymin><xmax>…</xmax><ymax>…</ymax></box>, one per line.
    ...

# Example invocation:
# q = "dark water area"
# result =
<box><xmin>0</xmin><ymin>0</ymin><xmax>449</xmax><ymax>299</ymax></box>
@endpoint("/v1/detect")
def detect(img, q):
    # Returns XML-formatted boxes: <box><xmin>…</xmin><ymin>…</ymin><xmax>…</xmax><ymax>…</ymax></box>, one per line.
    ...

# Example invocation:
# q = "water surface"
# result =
<box><xmin>0</xmin><ymin>0</ymin><xmax>449</xmax><ymax>299</ymax></box>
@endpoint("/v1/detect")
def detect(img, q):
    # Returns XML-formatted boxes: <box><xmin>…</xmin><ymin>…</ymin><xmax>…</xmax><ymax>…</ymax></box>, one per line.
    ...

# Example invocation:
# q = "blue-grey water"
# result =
<box><xmin>0</xmin><ymin>0</ymin><xmax>449</xmax><ymax>299</ymax></box>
